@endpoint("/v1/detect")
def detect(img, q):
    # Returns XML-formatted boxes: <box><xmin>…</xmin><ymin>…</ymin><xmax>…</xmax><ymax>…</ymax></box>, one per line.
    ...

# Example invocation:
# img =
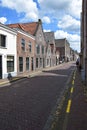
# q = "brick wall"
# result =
<box><xmin>17</xmin><ymin>31</ymin><xmax>35</xmax><ymax>75</ymax></box>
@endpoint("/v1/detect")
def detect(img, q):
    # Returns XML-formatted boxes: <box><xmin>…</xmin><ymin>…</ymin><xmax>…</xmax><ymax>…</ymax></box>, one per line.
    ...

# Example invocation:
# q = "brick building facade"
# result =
<box><xmin>44</xmin><ymin>32</ymin><xmax>56</xmax><ymax>67</ymax></box>
<box><xmin>16</xmin><ymin>29</ymin><xmax>35</xmax><ymax>75</ymax></box>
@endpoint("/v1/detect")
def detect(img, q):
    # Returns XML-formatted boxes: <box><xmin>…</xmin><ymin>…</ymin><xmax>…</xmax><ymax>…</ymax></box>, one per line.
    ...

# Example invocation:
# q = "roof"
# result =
<box><xmin>7</xmin><ymin>20</ymin><xmax>42</xmax><ymax>35</ymax></box>
<box><xmin>55</xmin><ymin>38</ymin><xmax>70</xmax><ymax>47</ymax></box>
<box><xmin>55</xmin><ymin>39</ymin><xmax>65</xmax><ymax>47</ymax></box>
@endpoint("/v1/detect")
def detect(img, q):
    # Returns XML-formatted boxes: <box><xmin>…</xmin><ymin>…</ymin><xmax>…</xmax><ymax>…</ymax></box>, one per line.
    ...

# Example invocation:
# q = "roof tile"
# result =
<box><xmin>7</xmin><ymin>22</ymin><xmax>38</xmax><ymax>35</ymax></box>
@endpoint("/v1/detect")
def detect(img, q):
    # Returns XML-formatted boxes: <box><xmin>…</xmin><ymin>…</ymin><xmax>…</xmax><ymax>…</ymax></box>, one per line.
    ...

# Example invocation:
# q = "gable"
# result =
<box><xmin>35</xmin><ymin>24</ymin><xmax>46</xmax><ymax>46</ymax></box>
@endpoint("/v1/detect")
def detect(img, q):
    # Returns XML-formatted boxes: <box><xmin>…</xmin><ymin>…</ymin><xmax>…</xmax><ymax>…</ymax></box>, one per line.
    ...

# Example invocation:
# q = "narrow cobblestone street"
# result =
<box><xmin>0</xmin><ymin>62</ymin><xmax>75</xmax><ymax>130</ymax></box>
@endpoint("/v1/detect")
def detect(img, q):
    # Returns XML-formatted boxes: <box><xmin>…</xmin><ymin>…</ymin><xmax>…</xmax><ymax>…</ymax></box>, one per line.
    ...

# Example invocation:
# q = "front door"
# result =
<box><xmin>0</xmin><ymin>56</ymin><xmax>2</xmax><ymax>79</ymax></box>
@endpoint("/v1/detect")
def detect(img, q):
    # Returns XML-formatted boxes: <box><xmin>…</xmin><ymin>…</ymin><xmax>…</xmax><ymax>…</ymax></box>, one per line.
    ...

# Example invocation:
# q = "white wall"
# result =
<box><xmin>0</xmin><ymin>25</ymin><xmax>17</xmax><ymax>79</ymax></box>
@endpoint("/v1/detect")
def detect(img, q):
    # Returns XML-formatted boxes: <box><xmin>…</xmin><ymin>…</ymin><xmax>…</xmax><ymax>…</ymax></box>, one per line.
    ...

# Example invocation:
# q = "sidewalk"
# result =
<box><xmin>66</xmin><ymin>69</ymin><xmax>87</xmax><ymax>130</ymax></box>
<box><xmin>0</xmin><ymin>70</ymin><xmax>42</xmax><ymax>87</ymax></box>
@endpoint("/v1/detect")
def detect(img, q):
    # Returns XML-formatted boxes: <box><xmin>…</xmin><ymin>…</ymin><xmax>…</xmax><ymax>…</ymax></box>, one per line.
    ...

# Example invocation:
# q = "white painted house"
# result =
<box><xmin>0</xmin><ymin>23</ymin><xmax>17</xmax><ymax>79</ymax></box>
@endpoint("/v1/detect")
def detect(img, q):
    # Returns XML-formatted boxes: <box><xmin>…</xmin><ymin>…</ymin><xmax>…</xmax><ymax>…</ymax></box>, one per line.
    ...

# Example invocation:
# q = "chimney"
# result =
<box><xmin>38</xmin><ymin>19</ymin><xmax>42</xmax><ymax>24</ymax></box>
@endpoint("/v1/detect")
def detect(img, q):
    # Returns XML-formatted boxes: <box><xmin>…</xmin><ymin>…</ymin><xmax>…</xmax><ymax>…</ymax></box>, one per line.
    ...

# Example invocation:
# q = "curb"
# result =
<box><xmin>0</xmin><ymin>71</ymin><xmax>42</xmax><ymax>87</ymax></box>
<box><xmin>0</xmin><ymin>77</ymin><xmax>27</xmax><ymax>87</ymax></box>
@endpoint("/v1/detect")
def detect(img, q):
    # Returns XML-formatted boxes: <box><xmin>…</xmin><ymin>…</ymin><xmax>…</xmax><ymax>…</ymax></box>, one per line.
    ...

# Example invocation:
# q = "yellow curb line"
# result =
<box><xmin>66</xmin><ymin>100</ymin><xmax>72</xmax><ymax>113</ymax></box>
<box><xmin>72</xmin><ymin>80</ymin><xmax>74</xmax><ymax>85</ymax></box>
<box><xmin>70</xmin><ymin>87</ymin><xmax>74</xmax><ymax>93</ymax></box>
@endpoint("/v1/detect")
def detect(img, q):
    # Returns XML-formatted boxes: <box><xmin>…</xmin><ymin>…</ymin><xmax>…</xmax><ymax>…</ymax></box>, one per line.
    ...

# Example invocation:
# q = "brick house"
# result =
<box><xmin>33</xmin><ymin>19</ymin><xmax>46</xmax><ymax>69</ymax></box>
<box><xmin>8</xmin><ymin>19</ymin><xmax>46</xmax><ymax>72</ymax></box>
<box><xmin>44</xmin><ymin>32</ymin><xmax>56</xmax><ymax>67</ymax></box>
<box><xmin>15</xmin><ymin>29</ymin><xmax>35</xmax><ymax>75</ymax></box>
<box><xmin>0</xmin><ymin>23</ymin><xmax>17</xmax><ymax>79</ymax></box>
<box><xmin>55</xmin><ymin>38</ymin><xmax>70</xmax><ymax>62</ymax></box>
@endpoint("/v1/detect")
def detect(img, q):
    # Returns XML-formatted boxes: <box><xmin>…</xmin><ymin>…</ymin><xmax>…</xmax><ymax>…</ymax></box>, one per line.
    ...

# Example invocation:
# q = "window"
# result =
<box><xmin>42</xmin><ymin>46</ymin><xmax>44</xmax><ymax>54</ymax></box>
<box><xmin>36</xmin><ymin>44</ymin><xmax>40</xmax><ymax>54</ymax></box>
<box><xmin>26</xmin><ymin>57</ymin><xmax>29</xmax><ymax>70</ymax></box>
<box><xmin>36</xmin><ymin>58</ymin><xmax>38</xmax><ymax>68</ymax></box>
<box><xmin>0</xmin><ymin>34</ymin><xmax>6</xmax><ymax>47</ymax></box>
<box><xmin>19</xmin><ymin>57</ymin><xmax>23</xmax><ymax>72</ymax></box>
<box><xmin>21</xmin><ymin>39</ymin><xmax>25</xmax><ymax>51</ymax></box>
<box><xmin>7</xmin><ymin>56</ymin><xmax>14</xmax><ymax>72</ymax></box>
<box><xmin>29</xmin><ymin>42</ymin><xmax>32</xmax><ymax>52</ymax></box>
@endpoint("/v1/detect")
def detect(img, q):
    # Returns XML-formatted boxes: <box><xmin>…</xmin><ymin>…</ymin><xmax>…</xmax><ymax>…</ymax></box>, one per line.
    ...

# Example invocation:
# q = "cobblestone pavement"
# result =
<box><xmin>0</xmin><ymin>62</ymin><xmax>75</xmax><ymax>130</ymax></box>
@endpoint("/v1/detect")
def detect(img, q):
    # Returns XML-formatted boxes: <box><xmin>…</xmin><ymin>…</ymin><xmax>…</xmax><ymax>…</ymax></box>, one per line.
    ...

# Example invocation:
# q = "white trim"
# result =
<box><xmin>0</xmin><ymin>23</ymin><xmax>17</xmax><ymax>35</ymax></box>
<box><xmin>16</xmin><ymin>29</ymin><xmax>35</xmax><ymax>40</ymax></box>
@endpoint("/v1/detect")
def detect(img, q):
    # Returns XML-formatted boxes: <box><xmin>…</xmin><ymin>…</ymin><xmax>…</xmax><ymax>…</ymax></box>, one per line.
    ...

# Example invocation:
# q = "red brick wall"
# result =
<box><xmin>17</xmin><ymin>32</ymin><xmax>35</xmax><ymax>74</ymax></box>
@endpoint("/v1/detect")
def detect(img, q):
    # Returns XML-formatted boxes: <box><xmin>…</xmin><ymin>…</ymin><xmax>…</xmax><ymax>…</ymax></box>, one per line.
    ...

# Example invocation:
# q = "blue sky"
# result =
<box><xmin>0</xmin><ymin>0</ymin><xmax>82</xmax><ymax>52</ymax></box>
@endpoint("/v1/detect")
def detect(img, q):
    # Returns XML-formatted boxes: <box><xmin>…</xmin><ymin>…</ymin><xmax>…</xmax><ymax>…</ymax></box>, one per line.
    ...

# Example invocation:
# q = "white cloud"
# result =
<box><xmin>38</xmin><ymin>0</ymin><xmax>82</xmax><ymax>18</ymax></box>
<box><xmin>44</xmin><ymin>29</ymin><xmax>51</xmax><ymax>32</ymax></box>
<box><xmin>55</xmin><ymin>30</ymin><xmax>80</xmax><ymax>43</ymax></box>
<box><xmin>55</xmin><ymin>30</ymin><xmax>68</xmax><ymax>39</ymax></box>
<box><xmin>1</xmin><ymin>0</ymin><xmax>39</xmax><ymax>21</ymax></box>
<box><xmin>55</xmin><ymin>30</ymin><xmax>80</xmax><ymax>52</ymax></box>
<box><xmin>0</xmin><ymin>0</ymin><xmax>82</xmax><ymax>21</ymax></box>
<box><xmin>58</xmin><ymin>15</ymin><xmax>80</xmax><ymax>32</ymax></box>
<box><xmin>42</xmin><ymin>16</ymin><xmax>51</xmax><ymax>24</ymax></box>
<box><xmin>0</xmin><ymin>17</ymin><xmax>7</xmax><ymax>23</ymax></box>
<box><xmin>69</xmin><ymin>0</ymin><xmax>82</xmax><ymax>18</ymax></box>
<box><xmin>21</xmin><ymin>12</ymin><xmax>38</xmax><ymax>22</ymax></box>
<box><xmin>38</xmin><ymin>0</ymin><xmax>71</xmax><ymax>10</ymax></box>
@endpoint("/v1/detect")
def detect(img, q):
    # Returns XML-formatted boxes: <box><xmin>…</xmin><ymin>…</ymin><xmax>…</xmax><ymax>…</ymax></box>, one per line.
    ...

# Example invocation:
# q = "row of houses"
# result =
<box><xmin>0</xmin><ymin>19</ymin><xmax>77</xmax><ymax>79</ymax></box>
